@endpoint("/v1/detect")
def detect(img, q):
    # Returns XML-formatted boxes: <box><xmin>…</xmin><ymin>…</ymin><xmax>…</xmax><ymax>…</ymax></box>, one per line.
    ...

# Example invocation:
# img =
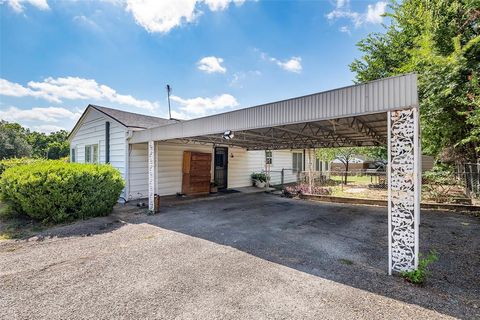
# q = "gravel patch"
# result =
<box><xmin>1</xmin><ymin>193</ymin><xmax>478</xmax><ymax>319</ymax></box>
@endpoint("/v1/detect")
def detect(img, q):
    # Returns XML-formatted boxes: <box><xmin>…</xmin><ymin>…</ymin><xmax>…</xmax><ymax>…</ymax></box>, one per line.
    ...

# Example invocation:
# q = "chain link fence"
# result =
<box><xmin>456</xmin><ymin>163</ymin><xmax>480</xmax><ymax>198</ymax></box>
<box><xmin>262</xmin><ymin>163</ymin><xmax>479</xmax><ymax>204</ymax></box>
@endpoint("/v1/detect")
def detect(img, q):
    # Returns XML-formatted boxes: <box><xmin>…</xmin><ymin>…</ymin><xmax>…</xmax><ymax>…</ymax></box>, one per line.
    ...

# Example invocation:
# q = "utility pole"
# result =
<box><xmin>166</xmin><ymin>84</ymin><xmax>172</xmax><ymax>120</ymax></box>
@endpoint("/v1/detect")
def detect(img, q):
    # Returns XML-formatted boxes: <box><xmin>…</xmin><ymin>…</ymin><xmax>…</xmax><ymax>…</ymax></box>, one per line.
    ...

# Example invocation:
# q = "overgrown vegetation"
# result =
<box><xmin>350</xmin><ymin>0</ymin><xmax>480</xmax><ymax>163</ymax></box>
<box><xmin>0</xmin><ymin>161</ymin><xmax>124</xmax><ymax>224</ymax></box>
<box><xmin>401</xmin><ymin>250</ymin><xmax>439</xmax><ymax>285</ymax></box>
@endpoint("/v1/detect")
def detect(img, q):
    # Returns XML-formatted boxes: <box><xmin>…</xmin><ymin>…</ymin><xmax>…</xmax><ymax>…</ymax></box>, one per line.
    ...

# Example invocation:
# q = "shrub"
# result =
<box><xmin>401</xmin><ymin>250</ymin><xmax>439</xmax><ymax>285</ymax></box>
<box><xmin>0</xmin><ymin>161</ymin><xmax>124</xmax><ymax>223</ymax></box>
<box><xmin>0</xmin><ymin>158</ymin><xmax>44</xmax><ymax>176</ymax></box>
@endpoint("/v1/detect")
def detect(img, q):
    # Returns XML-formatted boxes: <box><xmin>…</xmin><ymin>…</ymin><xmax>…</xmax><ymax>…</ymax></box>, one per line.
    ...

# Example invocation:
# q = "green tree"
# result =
<box><xmin>350</xmin><ymin>0</ymin><xmax>480</xmax><ymax>162</ymax></box>
<box><xmin>27</xmin><ymin>129</ymin><xmax>70</xmax><ymax>159</ymax></box>
<box><xmin>0</xmin><ymin>121</ymin><xmax>31</xmax><ymax>159</ymax></box>
<box><xmin>316</xmin><ymin>147</ymin><xmax>370</xmax><ymax>184</ymax></box>
<box><xmin>46</xmin><ymin>141</ymin><xmax>70</xmax><ymax>159</ymax></box>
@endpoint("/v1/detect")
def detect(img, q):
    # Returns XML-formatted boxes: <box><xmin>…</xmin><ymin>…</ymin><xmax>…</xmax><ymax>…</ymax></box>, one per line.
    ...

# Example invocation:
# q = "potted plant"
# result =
<box><xmin>210</xmin><ymin>182</ymin><xmax>218</xmax><ymax>193</ymax></box>
<box><xmin>251</xmin><ymin>172</ymin><xmax>267</xmax><ymax>188</ymax></box>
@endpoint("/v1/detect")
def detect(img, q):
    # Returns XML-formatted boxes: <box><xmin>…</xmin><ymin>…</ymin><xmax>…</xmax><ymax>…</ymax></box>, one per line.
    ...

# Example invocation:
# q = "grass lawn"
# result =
<box><xmin>329</xmin><ymin>174</ymin><xmax>382</xmax><ymax>185</ymax></box>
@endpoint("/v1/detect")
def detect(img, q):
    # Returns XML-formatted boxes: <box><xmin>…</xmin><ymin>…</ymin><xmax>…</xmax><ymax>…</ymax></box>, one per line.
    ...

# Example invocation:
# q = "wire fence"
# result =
<box><xmin>262</xmin><ymin>162</ymin><xmax>480</xmax><ymax>203</ymax></box>
<box><xmin>456</xmin><ymin>163</ymin><xmax>480</xmax><ymax>198</ymax></box>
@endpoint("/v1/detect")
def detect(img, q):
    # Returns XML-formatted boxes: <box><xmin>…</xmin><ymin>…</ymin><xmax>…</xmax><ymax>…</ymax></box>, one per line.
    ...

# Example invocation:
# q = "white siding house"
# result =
<box><xmin>68</xmin><ymin>105</ymin><xmax>319</xmax><ymax>200</ymax></box>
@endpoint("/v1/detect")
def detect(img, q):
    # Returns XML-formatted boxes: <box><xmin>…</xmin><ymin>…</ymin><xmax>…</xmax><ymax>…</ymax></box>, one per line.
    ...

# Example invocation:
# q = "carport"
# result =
<box><xmin>129</xmin><ymin>73</ymin><xmax>420</xmax><ymax>275</ymax></box>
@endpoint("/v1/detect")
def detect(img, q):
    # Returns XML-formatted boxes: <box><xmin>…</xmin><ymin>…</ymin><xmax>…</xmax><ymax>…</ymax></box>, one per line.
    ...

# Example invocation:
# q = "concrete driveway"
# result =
<box><xmin>1</xmin><ymin>193</ymin><xmax>478</xmax><ymax>319</ymax></box>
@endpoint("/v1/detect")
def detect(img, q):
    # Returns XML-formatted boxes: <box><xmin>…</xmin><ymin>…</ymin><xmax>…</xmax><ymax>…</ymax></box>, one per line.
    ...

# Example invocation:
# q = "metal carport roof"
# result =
<box><xmin>130</xmin><ymin>73</ymin><xmax>418</xmax><ymax>149</ymax></box>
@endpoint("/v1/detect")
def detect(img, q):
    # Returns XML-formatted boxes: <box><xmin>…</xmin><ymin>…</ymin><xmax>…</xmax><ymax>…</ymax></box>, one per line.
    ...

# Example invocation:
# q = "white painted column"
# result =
<box><xmin>148</xmin><ymin>140</ymin><xmax>156</xmax><ymax>212</ymax></box>
<box><xmin>388</xmin><ymin>107</ymin><xmax>421</xmax><ymax>274</ymax></box>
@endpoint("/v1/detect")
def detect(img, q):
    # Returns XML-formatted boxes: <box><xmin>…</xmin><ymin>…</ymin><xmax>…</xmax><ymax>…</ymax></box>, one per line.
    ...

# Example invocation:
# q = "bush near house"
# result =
<box><xmin>0</xmin><ymin>158</ymin><xmax>44</xmax><ymax>176</ymax></box>
<box><xmin>0</xmin><ymin>161</ymin><xmax>124</xmax><ymax>223</ymax></box>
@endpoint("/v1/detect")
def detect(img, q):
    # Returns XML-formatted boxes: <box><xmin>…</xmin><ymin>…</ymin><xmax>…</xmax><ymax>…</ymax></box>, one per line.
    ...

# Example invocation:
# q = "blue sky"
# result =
<box><xmin>0</xmin><ymin>0</ymin><xmax>388</xmax><ymax>133</ymax></box>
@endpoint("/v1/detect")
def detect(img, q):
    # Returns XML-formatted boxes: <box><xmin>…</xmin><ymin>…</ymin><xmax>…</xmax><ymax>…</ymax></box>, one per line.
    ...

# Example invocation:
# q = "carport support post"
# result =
<box><xmin>148</xmin><ymin>141</ymin><xmax>156</xmax><ymax>212</ymax></box>
<box><xmin>387</xmin><ymin>107</ymin><xmax>421</xmax><ymax>275</ymax></box>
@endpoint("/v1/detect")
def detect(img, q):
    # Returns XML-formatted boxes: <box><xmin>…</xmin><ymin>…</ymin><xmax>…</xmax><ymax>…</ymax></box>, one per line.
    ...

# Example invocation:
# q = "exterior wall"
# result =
<box><xmin>128</xmin><ymin>142</ymin><xmax>214</xmax><ymax>199</ymax></box>
<box><xmin>127</xmin><ymin>142</ymin><xmax>323</xmax><ymax>198</ymax></box>
<box><xmin>156</xmin><ymin>143</ymin><xmax>213</xmax><ymax>196</ymax></box>
<box><xmin>128</xmin><ymin>143</ymin><xmax>149</xmax><ymax>199</ymax></box>
<box><xmin>70</xmin><ymin>108</ymin><xmax>127</xmax><ymax>178</ymax></box>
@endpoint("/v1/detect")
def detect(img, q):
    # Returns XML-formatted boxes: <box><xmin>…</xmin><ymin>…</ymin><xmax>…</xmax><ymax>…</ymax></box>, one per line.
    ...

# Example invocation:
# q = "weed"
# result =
<box><xmin>339</xmin><ymin>258</ymin><xmax>354</xmax><ymax>265</ymax></box>
<box><xmin>401</xmin><ymin>250</ymin><xmax>439</xmax><ymax>285</ymax></box>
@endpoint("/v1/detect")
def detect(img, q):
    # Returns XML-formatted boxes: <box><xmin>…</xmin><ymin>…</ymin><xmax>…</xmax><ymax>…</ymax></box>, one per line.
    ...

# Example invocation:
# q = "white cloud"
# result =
<box><xmin>126</xmin><ymin>0</ymin><xmax>199</xmax><ymax>34</ymax></box>
<box><xmin>326</xmin><ymin>0</ymin><xmax>387</xmax><ymax>28</ymax></box>
<box><xmin>365</xmin><ymin>1</ymin><xmax>387</xmax><ymax>24</ymax></box>
<box><xmin>73</xmin><ymin>15</ymin><xmax>100</xmax><ymax>30</ymax></box>
<box><xmin>2</xmin><ymin>0</ymin><xmax>49</xmax><ymax>12</ymax></box>
<box><xmin>0</xmin><ymin>77</ymin><xmax>159</xmax><ymax>111</ymax></box>
<box><xmin>276</xmin><ymin>57</ymin><xmax>302</xmax><ymax>73</ymax></box>
<box><xmin>339</xmin><ymin>25</ymin><xmax>351</xmax><ymax>34</ymax></box>
<box><xmin>197</xmin><ymin>56</ymin><xmax>226</xmax><ymax>74</ymax></box>
<box><xmin>259</xmin><ymin>51</ymin><xmax>302</xmax><ymax>73</ymax></box>
<box><xmin>203</xmin><ymin>0</ymin><xmax>244</xmax><ymax>11</ymax></box>
<box><xmin>124</xmin><ymin>0</ymin><xmax>246</xmax><ymax>34</ymax></box>
<box><xmin>229</xmin><ymin>70</ymin><xmax>261</xmax><ymax>88</ymax></box>
<box><xmin>0</xmin><ymin>106</ymin><xmax>81</xmax><ymax>123</ymax></box>
<box><xmin>32</xmin><ymin>124</ymin><xmax>67</xmax><ymax>134</ymax></box>
<box><xmin>170</xmin><ymin>93</ymin><xmax>238</xmax><ymax>118</ymax></box>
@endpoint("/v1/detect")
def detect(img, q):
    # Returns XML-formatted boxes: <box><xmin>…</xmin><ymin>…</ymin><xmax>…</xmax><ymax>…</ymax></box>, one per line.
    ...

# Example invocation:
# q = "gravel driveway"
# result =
<box><xmin>1</xmin><ymin>193</ymin><xmax>478</xmax><ymax>319</ymax></box>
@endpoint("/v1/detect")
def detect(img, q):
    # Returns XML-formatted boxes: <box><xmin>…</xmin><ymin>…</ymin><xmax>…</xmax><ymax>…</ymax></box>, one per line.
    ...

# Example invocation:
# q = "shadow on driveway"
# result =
<box><xmin>130</xmin><ymin>192</ymin><xmax>480</xmax><ymax>319</ymax></box>
<box><xmin>3</xmin><ymin>192</ymin><xmax>478</xmax><ymax>319</ymax></box>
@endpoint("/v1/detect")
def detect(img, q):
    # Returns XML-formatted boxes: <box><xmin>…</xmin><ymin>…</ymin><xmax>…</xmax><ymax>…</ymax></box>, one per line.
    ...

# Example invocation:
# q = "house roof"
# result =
<box><xmin>68</xmin><ymin>104</ymin><xmax>178</xmax><ymax>141</ymax></box>
<box><xmin>90</xmin><ymin>105</ymin><xmax>175</xmax><ymax>129</ymax></box>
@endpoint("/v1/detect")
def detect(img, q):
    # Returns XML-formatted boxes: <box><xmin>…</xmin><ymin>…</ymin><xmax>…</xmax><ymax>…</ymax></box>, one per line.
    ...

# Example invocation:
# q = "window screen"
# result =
<box><xmin>71</xmin><ymin>148</ymin><xmax>76</xmax><ymax>163</ymax></box>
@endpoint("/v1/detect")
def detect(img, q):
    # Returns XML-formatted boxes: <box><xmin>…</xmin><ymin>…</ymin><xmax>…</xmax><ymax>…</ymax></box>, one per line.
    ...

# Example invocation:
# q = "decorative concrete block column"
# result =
<box><xmin>388</xmin><ymin>107</ymin><xmax>421</xmax><ymax>274</ymax></box>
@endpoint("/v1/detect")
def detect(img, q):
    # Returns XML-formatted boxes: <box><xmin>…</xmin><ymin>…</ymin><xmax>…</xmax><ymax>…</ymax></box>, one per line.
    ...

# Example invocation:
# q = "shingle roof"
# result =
<box><xmin>90</xmin><ymin>105</ymin><xmax>176</xmax><ymax>129</ymax></box>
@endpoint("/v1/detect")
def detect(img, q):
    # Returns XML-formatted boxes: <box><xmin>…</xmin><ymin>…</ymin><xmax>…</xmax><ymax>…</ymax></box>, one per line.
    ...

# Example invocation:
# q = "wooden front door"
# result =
<box><xmin>214</xmin><ymin>147</ymin><xmax>228</xmax><ymax>189</ymax></box>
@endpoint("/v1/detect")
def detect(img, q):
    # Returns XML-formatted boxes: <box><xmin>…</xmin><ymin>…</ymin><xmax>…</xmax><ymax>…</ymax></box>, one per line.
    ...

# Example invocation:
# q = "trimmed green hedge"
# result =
<box><xmin>0</xmin><ymin>161</ymin><xmax>125</xmax><ymax>223</ymax></box>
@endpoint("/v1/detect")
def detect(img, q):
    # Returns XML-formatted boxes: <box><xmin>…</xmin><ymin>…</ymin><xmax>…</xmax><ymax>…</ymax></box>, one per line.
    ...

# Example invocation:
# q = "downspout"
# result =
<box><xmin>105</xmin><ymin>121</ymin><xmax>110</xmax><ymax>164</ymax></box>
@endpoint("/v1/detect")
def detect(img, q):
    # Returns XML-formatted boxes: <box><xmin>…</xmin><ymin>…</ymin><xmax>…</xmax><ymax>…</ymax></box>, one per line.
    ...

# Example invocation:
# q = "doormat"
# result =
<box><xmin>219</xmin><ymin>189</ymin><xmax>240</xmax><ymax>194</ymax></box>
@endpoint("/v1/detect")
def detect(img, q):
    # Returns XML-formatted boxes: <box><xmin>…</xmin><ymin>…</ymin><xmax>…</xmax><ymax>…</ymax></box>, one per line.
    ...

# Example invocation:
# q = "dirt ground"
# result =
<box><xmin>1</xmin><ymin>193</ymin><xmax>479</xmax><ymax>319</ymax></box>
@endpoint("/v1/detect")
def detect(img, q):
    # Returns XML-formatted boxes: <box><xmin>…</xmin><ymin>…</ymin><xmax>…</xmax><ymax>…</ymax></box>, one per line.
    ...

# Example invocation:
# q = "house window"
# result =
<box><xmin>315</xmin><ymin>158</ymin><xmax>321</xmax><ymax>172</ymax></box>
<box><xmin>71</xmin><ymin>148</ymin><xmax>76</xmax><ymax>163</ymax></box>
<box><xmin>292</xmin><ymin>152</ymin><xmax>303</xmax><ymax>172</ymax></box>
<box><xmin>85</xmin><ymin>144</ymin><xmax>99</xmax><ymax>163</ymax></box>
<box><xmin>265</xmin><ymin>150</ymin><xmax>273</xmax><ymax>165</ymax></box>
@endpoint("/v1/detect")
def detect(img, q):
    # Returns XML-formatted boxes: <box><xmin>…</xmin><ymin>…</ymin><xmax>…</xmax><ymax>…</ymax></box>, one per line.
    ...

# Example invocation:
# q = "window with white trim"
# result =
<box><xmin>292</xmin><ymin>152</ymin><xmax>303</xmax><ymax>172</ymax></box>
<box><xmin>315</xmin><ymin>158</ymin><xmax>321</xmax><ymax>172</ymax></box>
<box><xmin>71</xmin><ymin>147</ymin><xmax>76</xmax><ymax>163</ymax></box>
<box><xmin>265</xmin><ymin>150</ymin><xmax>273</xmax><ymax>165</ymax></box>
<box><xmin>85</xmin><ymin>144</ymin><xmax>99</xmax><ymax>163</ymax></box>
